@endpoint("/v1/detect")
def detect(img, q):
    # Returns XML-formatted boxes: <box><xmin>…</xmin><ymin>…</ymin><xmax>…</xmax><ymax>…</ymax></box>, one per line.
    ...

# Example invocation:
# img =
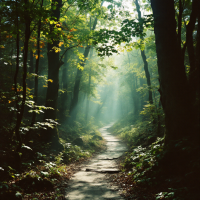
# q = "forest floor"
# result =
<box><xmin>0</xmin><ymin>125</ymin><xmax>108</xmax><ymax>199</ymax></box>
<box><xmin>64</xmin><ymin>123</ymin><xmax>127</xmax><ymax>200</ymax></box>
<box><xmin>3</xmin><ymin>123</ymin><xmax>185</xmax><ymax>200</ymax></box>
<box><xmin>63</xmin><ymin>123</ymin><xmax>158</xmax><ymax>200</ymax></box>
<box><xmin>0</xmin><ymin>124</ymin><xmax>130</xmax><ymax>200</ymax></box>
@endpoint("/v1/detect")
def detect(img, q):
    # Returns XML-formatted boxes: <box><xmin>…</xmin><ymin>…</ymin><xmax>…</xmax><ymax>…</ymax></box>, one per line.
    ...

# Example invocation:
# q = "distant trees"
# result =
<box><xmin>59</xmin><ymin>50</ymin><xmax>70</xmax><ymax>123</ymax></box>
<box><xmin>93</xmin><ymin>0</ymin><xmax>199</xmax><ymax>143</ymax></box>
<box><xmin>0</xmin><ymin>0</ymin><xmax>109</xmax><ymax>152</ymax></box>
<box><xmin>135</xmin><ymin>0</ymin><xmax>153</xmax><ymax>104</ymax></box>
<box><xmin>69</xmin><ymin>15</ymin><xmax>99</xmax><ymax>121</ymax></box>
<box><xmin>1</xmin><ymin>0</ymin><xmax>198</xmax><ymax>159</ymax></box>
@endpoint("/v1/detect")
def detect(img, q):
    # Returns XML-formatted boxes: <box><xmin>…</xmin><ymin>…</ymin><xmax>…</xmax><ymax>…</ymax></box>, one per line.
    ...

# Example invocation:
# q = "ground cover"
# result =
<box><xmin>107</xmin><ymin>118</ymin><xmax>200</xmax><ymax>200</ymax></box>
<box><xmin>0</xmin><ymin>124</ymin><xmax>106</xmax><ymax>200</ymax></box>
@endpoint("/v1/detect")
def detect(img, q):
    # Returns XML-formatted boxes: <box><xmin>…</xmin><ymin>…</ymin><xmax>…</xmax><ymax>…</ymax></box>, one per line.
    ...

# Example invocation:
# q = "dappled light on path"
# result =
<box><xmin>65</xmin><ymin>123</ymin><xmax>127</xmax><ymax>200</ymax></box>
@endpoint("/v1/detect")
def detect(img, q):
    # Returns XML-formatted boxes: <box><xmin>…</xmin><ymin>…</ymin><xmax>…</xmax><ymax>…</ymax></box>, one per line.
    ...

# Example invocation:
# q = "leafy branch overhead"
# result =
<box><xmin>0</xmin><ymin>0</ymin><xmax>199</xmax><ymax>199</ymax></box>
<box><xmin>92</xmin><ymin>14</ymin><xmax>154</xmax><ymax>56</ymax></box>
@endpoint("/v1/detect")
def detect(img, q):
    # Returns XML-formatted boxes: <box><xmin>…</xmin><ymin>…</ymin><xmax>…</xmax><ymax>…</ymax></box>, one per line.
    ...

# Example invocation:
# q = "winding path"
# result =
<box><xmin>65</xmin><ymin>123</ymin><xmax>127</xmax><ymax>200</ymax></box>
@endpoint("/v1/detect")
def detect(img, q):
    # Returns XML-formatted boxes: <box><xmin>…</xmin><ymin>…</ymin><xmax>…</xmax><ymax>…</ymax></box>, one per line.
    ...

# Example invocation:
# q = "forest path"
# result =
<box><xmin>65</xmin><ymin>123</ymin><xmax>127</xmax><ymax>200</ymax></box>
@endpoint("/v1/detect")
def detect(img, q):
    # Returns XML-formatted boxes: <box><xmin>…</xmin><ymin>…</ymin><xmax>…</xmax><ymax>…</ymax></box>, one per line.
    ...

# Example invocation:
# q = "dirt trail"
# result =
<box><xmin>65</xmin><ymin>123</ymin><xmax>127</xmax><ymax>200</ymax></box>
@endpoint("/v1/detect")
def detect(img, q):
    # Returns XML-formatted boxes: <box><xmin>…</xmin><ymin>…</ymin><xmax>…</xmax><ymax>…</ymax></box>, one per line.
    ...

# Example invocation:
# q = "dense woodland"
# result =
<box><xmin>0</xmin><ymin>0</ymin><xmax>199</xmax><ymax>199</ymax></box>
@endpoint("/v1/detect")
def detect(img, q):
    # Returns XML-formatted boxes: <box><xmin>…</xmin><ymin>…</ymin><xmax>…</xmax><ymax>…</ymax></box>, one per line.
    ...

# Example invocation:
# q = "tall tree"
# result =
<box><xmin>14</xmin><ymin>0</ymin><xmax>31</xmax><ymax>152</ymax></box>
<box><xmin>60</xmin><ymin>50</ymin><xmax>70</xmax><ymax>123</ymax></box>
<box><xmin>85</xmin><ymin>47</ymin><xmax>93</xmax><ymax>122</ymax></box>
<box><xmin>43</xmin><ymin>0</ymin><xmax>64</xmax><ymax>148</ymax></box>
<box><xmin>135</xmin><ymin>0</ymin><xmax>153</xmax><ymax>104</ymax></box>
<box><xmin>126</xmin><ymin>52</ymin><xmax>139</xmax><ymax>115</ymax></box>
<box><xmin>31</xmin><ymin>0</ymin><xmax>44</xmax><ymax>125</ymax></box>
<box><xmin>150</xmin><ymin>0</ymin><xmax>199</xmax><ymax>143</ymax></box>
<box><xmin>69</xmin><ymin>17</ymin><xmax>98</xmax><ymax>121</ymax></box>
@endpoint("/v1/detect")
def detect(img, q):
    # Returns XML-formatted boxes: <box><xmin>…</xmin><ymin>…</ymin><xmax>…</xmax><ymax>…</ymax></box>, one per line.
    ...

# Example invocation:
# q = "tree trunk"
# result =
<box><xmin>60</xmin><ymin>50</ymin><xmax>70</xmax><ymax>123</ymax></box>
<box><xmin>195</xmin><ymin>12</ymin><xmax>200</xmax><ymax>103</ymax></box>
<box><xmin>14</xmin><ymin>0</ymin><xmax>21</xmax><ymax>151</ymax></box>
<box><xmin>177</xmin><ymin>0</ymin><xmax>183</xmax><ymax>50</ymax></box>
<box><xmin>43</xmin><ymin>0</ymin><xmax>63</xmax><ymax>149</ymax></box>
<box><xmin>15</xmin><ymin>0</ymin><xmax>31</xmax><ymax>152</ymax></box>
<box><xmin>139</xmin><ymin>78</ymin><xmax>146</xmax><ymax>111</ymax></box>
<box><xmin>186</xmin><ymin>0</ymin><xmax>199</xmax><ymax>109</ymax></box>
<box><xmin>69</xmin><ymin>45</ymin><xmax>90</xmax><ymax>121</ymax></box>
<box><xmin>127</xmin><ymin>52</ymin><xmax>139</xmax><ymax>116</ymax></box>
<box><xmin>69</xmin><ymin>16</ymin><xmax>99</xmax><ymax>122</ymax></box>
<box><xmin>85</xmin><ymin>48</ymin><xmax>93</xmax><ymax>123</ymax></box>
<box><xmin>186</xmin><ymin>0</ymin><xmax>199</xmax><ymax>77</ymax></box>
<box><xmin>31</xmin><ymin>0</ymin><xmax>43</xmax><ymax>125</ymax></box>
<box><xmin>27</xmin><ymin>50</ymin><xmax>34</xmax><ymax>89</ymax></box>
<box><xmin>85</xmin><ymin>68</ymin><xmax>91</xmax><ymax>123</ymax></box>
<box><xmin>0</xmin><ymin>15</ymin><xmax>2</xmax><ymax>62</ymax></box>
<box><xmin>135</xmin><ymin>0</ymin><xmax>153</xmax><ymax>104</ymax></box>
<box><xmin>94</xmin><ymin>94</ymin><xmax>107</xmax><ymax>121</ymax></box>
<box><xmin>132</xmin><ymin>75</ymin><xmax>139</xmax><ymax>116</ymax></box>
<box><xmin>151</xmin><ymin>0</ymin><xmax>194</xmax><ymax>143</ymax></box>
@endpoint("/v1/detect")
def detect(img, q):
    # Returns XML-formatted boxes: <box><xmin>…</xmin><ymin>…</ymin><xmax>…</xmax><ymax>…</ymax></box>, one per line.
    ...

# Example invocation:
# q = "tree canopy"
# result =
<box><xmin>0</xmin><ymin>0</ymin><xmax>199</xmax><ymax>199</ymax></box>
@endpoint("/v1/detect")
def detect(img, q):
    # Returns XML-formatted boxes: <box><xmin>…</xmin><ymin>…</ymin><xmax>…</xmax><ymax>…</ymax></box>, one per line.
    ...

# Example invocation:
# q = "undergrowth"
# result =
<box><xmin>0</xmin><ymin>121</ymin><xmax>106</xmax><ymax>200</ymax></box>
<box><xmin>109</xmin><ymin>109</ymin><xmax>199</xmax><ymax>200</ymax></box>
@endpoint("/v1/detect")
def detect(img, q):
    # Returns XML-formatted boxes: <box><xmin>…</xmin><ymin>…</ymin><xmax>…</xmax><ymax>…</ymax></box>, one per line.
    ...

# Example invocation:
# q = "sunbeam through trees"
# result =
<box><xmin>0</xmin><ymin>0</ymin><xmax>199</xmax><ymax>199</ymax></box>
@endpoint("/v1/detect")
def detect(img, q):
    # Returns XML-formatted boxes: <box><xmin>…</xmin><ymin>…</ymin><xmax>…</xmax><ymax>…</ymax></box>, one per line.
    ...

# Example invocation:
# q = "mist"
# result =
<box><xmin>56</xmin><ymin>47</ymin><xmax>152</xmax><ymax>127</ymax></box>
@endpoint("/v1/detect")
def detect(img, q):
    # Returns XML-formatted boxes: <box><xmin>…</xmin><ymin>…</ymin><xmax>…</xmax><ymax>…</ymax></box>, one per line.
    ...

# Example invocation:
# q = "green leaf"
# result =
<box><xmin>15</xmin><ymin>192</ymin><xmax>22</xmax><ymax>198</ymax></box>
<box><xmin>110</xmin><ymin>66</ymin><xmax>118</xmax><ymax>70</ymax></box>
<box><xmin>41</xmin><ymin>171</ymin><xmax>49</xmax><ymax>176</ymax></box>
<box><xmin>22</xmin><ymin>145</ymin><xmax>32</xmax><ymax>150</ymax></box>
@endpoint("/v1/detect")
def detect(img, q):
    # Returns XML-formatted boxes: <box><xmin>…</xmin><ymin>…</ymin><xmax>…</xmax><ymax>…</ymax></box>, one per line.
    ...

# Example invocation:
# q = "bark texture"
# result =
<box><xmin>43</xmin><ymin>0</ymin><xmax>63</xmax><ymax>149</ymax></box>
<box><xmin>151</xmin><ymin>0</ymin><xmax>194</xmax><ymax>142</ymax></box>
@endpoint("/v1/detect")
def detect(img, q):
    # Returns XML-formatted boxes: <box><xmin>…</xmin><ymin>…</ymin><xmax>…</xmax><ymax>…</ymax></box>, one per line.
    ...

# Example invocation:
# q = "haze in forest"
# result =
<box><xmin>0</xmin><ymin>0</ymin><xmax>199</xmax><ymax>199</ymax></box>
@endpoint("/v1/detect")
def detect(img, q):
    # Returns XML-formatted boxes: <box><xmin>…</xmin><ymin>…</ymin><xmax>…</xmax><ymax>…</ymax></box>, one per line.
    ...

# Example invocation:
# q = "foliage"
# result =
<box><xmin>93</xmin><ymin>14</ymin><xmax>154</xmax><ymax>56</ymax></box>
<box><xmin>123</xmin><ymin>137</ymin><xmax>164</xmax><ymax>184</ymax></box>
<box><xmin>0</xmin><ymin>0</ymin><xmax>199</xmax><ymax>199</ymax></box>
<box><xmin>0</xmin><ymin>121</ymin><xmax>106</xmax><ymax>199</ymax></box>
<box><xmin>110</xmin><ymin>114</ymin><xmax>199</xmax><ymax>200</ymax></box>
